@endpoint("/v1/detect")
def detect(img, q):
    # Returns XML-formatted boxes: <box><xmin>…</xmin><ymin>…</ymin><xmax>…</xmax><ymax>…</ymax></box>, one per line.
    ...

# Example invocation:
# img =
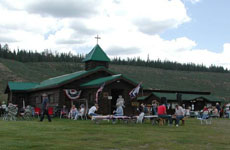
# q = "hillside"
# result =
<box><xmin>1</xmin><ymin>58</ymin><xmax>230</xmax><ymax>102</ymax></box>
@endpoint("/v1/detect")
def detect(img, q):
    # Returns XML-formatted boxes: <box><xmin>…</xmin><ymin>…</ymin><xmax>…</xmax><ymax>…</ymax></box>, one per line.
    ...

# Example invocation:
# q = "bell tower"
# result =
<box><xmin>83</xmin><ymin>44</ymin><xmax>110</xmax><ymax>70</ymax></box>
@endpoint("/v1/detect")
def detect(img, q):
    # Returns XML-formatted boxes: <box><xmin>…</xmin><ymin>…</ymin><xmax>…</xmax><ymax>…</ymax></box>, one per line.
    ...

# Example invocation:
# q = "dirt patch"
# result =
<box><xmin>139</xmin><ymin>144</ymin><xmax>149</xmax><ymax>149</ymax></box>
<box><xmin>0</xmin><ymin>63</ymin><xmax>13</xmax><ymax>72</ymax></box>
<box><xmin>0</xmin><ymin>63</ymin><xmax>24</xmax><ymax>82</ymax></box>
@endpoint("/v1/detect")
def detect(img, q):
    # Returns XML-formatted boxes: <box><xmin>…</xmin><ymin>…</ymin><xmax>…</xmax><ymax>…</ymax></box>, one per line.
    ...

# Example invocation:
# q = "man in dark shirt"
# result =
<box><xmin>40</xmin><ymin>93</ymin><xmax>51</xmax><ymax>122</ymax></box>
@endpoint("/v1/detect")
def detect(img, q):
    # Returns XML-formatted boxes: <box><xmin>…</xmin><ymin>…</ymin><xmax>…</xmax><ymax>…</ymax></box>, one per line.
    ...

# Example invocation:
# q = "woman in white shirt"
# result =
<box><xmin>175</xmin><ymin>105</ymin><xmax>184</xmax><ymax>127</ymax></box>
<box><xmin>88</xmin><ymin>104</ymin><xmax>99</xmax><ymax>117</ymax></box>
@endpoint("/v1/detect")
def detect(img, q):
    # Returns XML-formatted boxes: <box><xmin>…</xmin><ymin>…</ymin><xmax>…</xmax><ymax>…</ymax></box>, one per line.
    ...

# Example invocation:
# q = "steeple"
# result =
<box><xmin>83</xmin><ymin>44</ymin><xmax>110</xmax><ymax>70</ymax></box>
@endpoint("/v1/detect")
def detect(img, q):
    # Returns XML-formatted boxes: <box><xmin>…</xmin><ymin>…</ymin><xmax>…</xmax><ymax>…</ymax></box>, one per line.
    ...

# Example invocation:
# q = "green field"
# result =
<box><xmin>1</xmin><ymin>58</ymin><xmax>230</xmax><ymax>102</ymax></box>
<box><xmin>0</xmin><ymin>118</ymin><xmax>230</xmax><ymax>150</ymax></box>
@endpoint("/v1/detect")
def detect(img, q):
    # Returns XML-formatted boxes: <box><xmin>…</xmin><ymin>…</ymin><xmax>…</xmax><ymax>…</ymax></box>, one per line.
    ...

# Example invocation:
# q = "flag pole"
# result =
<box><xmin>142</xmin><ymin>88</ymin><xmax>143</xmax><ymax>96</ymax></box>
<box><xmin>141</xmin><ymin>81</ymin><xmax>143</xmax><ymax>96</ymax></box>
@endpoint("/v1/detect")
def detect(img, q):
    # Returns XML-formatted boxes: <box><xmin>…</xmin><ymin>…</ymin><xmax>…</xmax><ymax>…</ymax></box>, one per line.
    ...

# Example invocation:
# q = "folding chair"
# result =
<box><xmin>60</xmin><ymin>110</ymin><xmax>68</xmax><ymax>119</ymax></box>
<box><xmin>197</xmin><ymin>111</ymin><xmax>212</xmax><ymax>125</ymax></box>
<box><xmin>48</xmin><ymin>107</ymin><xmax>54</xmax><ymax>117</ymax></box>
<box><xmin>34</xmin><ymin>107</ymin><xmax>41</xmax><ymax>118</ymax></box>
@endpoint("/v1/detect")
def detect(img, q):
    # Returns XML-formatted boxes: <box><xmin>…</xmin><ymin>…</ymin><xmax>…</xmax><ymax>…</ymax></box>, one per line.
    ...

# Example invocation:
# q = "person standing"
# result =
<box><xmin>40</xmin><ymin>93</ymin><xmax>51</xmax><ymax>122</ymax></box>
<box><xmin>216</xmin><ymin>103</ymin><xmax>221</xmax><ymax>115</ymax></box>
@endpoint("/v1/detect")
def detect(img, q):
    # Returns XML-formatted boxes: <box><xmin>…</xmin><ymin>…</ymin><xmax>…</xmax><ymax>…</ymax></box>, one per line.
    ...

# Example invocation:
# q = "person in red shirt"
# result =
<box><xmin>158</xmin><ymin>104</ymin><xmax>166</xmax><ymax>115</ymax></box>
<box><xmin>157</xmin><ymin>98</ymin><xmax>172</xmax><ymax>125</ymax></box>
<box><xmin>201</xmin><ymin>106</ymin><xmax>209</xmax><ymax>119</ymax></box>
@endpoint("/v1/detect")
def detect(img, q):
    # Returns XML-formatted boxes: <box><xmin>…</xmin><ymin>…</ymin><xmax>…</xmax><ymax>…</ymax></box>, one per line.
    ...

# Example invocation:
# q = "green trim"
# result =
<box><xmin>82</xmin><ymin>44</ymin><xmax>110</xmax><ymax>62</ymax></box>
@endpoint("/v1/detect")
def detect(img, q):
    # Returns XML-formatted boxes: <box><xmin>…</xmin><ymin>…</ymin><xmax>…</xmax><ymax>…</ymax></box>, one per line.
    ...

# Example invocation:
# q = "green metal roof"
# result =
<box><xmin>82</xmin><ymin>44</ymin><xmax>110</xmax><ymax>62</ymax></box>
<box><xmin>8</xmin><ymin>82</ymin><xmax>38</xmax><ymax>91</ymax></box>
<box><xmin>137</xmin><ymin>96</ymin><xmax>148</xmax><ymax>101</ymax></box>
<box><xmin>7</xmin><ymin>66</ymin><xmax>114</xmax><ymax>92</ymax></box>
<box><xmin>33</xmin><ymin>66</ymin><xmax>114</xmax><ymax>90</ymax></box>
<box><xmin>200</xmin><ymin>95</ymin><xmax>224</xmax><ymax>102</ymax></box>
<box><xmin>181</xmin><ymin>94</ymin><xmax>203</xmax><ymax>101</ymax></box>
<box><xmin>150</xmin><ymin>92</ymin><xmax>223</xmax><ymax>102</ymax></box>
<box><xmin>182</xmin><ymin>94</ymin><xmax>223</xmax><ymax>102</ymax></box>
<box><xmin>81</xmin><ymin>74</ymin><xmax>122</xmax><ymax>87</ymax></box>
<box><xmin>152</xmin><ymin>92</ymin><xmax>177</xmax><ymax>100</ymax></box>
<box><xmin>34</xmin><ymin>70</ymin><xmax>87</xmax><ymax>89</ymax></box>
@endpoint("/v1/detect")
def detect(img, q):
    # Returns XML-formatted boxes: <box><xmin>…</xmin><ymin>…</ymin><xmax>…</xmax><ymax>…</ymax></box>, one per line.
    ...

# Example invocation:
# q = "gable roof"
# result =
<box><xmin>6</xmin><ymin>66</ymin><xmax>115</xmax><ymax>92</ymax></box>
<box><xmin>82</xmin><ymin>44</ymin><xmax>110</xmax><ymax>62</ymax></box>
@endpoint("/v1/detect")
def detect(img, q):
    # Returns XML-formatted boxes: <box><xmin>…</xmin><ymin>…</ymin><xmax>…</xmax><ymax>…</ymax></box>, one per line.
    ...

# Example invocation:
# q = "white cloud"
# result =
<box><xmin>186</xmin><ymin>0</ymin><xmax>201</xmax><ymax>4</ymax></box>
<box><xmin>0</xmin><ymin>0</ymin><xmax>229</xmax><ymax>69</ymax></box>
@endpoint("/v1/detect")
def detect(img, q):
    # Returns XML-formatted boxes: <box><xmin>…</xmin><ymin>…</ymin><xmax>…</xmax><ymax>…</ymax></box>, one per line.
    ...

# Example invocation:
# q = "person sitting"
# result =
<box><xmin>157</xmin><ymin>101</ymin><xmax>172</xmax><ymax>125</ymax></box>
<box><xmin>212</xmin><ymin>106</ymin><xmax>219</xmax><ymax>117</ymax></box>
<box><xmin>185</xmin><ymin>106</ymin><xmax>191</xmax><ymax>117</ymax></box>
<box><xmin>151</xmin><ymin>100</ymin><xmax>158</xmax><ymax>115</ymax></box>
<box><xmin>112</xmin><ymin>96</ymin><xmax>125</xmax><ymax>124</ymax></box>
<box><xmin>201</xmin><ymin>106</ymin><xmax>209</xmax><ymax>119</ymax></box>
<box><xmin>113</xmin><ymin>99</ymin><xmax>124</xmax><ymax>116</ymax></box>
<box><xmin>88</xmin><ymin>104</ymin><xmax>99</xmax><ymax>118</ymax></box>
<box><xmin>60</xmin><ymin>105</ymin><xmax>68</xmax><ymax>118</ymax></box>
<box><xmin>137</xmin><ymin>104</ymin><xmax>145</xmax><ymax>124</ymax></box>
<box><xmin>69</xmin><ymin>105</ymin><xmax>78</xmax><ymax>119</ymax></box>
<box><xmin>142</xmin><ymin>103</ymin><xmax>149</xmax><ymax>115</ymax></box>
<box><xmin>75</xmin><ymin>104</ymin><xmax>85</xmax><ymax>120</ymax></box>
<box><xmin>174</xmin><ymin>104</ymin><xmax>185</xmax><ymax>127</ymax></box>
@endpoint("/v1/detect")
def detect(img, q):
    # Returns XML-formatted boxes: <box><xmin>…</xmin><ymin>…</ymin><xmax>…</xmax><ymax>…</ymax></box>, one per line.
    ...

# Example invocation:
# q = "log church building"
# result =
<box><xmin>5</xmin><ymin>44</ymin><xmax>141</xmax><ymax>115</ymax></box>
<box><xmin>5</xmin><ymin>44</ymin><xmax>222</xmax><ymax>115</ymax></box>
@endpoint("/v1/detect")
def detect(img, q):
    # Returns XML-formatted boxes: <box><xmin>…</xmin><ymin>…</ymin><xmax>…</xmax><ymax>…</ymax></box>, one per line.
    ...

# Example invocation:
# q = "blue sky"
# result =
<box><xmin>162</xmin><ymin>0</ymin><xmax>230</xmax><ymax>53</ymax></box>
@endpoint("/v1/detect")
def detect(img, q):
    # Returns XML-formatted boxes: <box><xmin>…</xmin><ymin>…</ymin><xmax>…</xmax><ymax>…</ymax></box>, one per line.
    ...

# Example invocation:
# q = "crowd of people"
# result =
<box><xmin>134</xmin><ymin>99</ymin><xmax>230</xmax><ymax>126</ymax></box>
<box><xmin>1</xmin><ymin>93</ymin><xmax>230</xmax><ymax>125</ymax></box>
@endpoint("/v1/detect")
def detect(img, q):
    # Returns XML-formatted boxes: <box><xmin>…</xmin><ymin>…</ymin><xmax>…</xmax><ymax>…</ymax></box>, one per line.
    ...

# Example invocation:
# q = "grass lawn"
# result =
<box><xmin>0</xmin><ymin>118</ymin><xmax>230</xmax><ymax>150</ymax></box>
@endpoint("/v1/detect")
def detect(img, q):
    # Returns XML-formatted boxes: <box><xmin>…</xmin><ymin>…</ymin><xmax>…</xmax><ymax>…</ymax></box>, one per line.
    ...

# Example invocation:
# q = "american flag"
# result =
<box><xmin>95</xmin><ymin>82</ymin><xmax>105</xmax><ymax>103</ymax></box>
<box><xmin>129</xmin><ymin>82</ymin><xmax>142</xmax><ymax>99</ymax></box>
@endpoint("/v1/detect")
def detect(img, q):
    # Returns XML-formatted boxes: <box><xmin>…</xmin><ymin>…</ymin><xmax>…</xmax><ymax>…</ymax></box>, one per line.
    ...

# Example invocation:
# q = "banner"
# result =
<box><xmin>95</xmin><ymin>82</ymin><xmax>105</xmax><ymax>103</ymax></box>
<box><xmin>64</xmin><ymin>89</ymin><xmax>81</xmax><ymax>100</ymax></box>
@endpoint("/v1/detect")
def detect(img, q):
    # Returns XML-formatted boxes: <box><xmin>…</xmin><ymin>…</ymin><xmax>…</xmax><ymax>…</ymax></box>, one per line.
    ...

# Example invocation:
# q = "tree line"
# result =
<box><xmin>0</xmin><ymin>44</ymin><xmax>84</xmax><ymax>63</ymax></box>
<box><xmin>111</xmin><ymin>57</ymin><xmax>229</xmax><ymax>73</ymax></box>
<box><xmin>0</xmin><ymin>43</ymin><xmax>229</xmax><ymax>73</ymax></box>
